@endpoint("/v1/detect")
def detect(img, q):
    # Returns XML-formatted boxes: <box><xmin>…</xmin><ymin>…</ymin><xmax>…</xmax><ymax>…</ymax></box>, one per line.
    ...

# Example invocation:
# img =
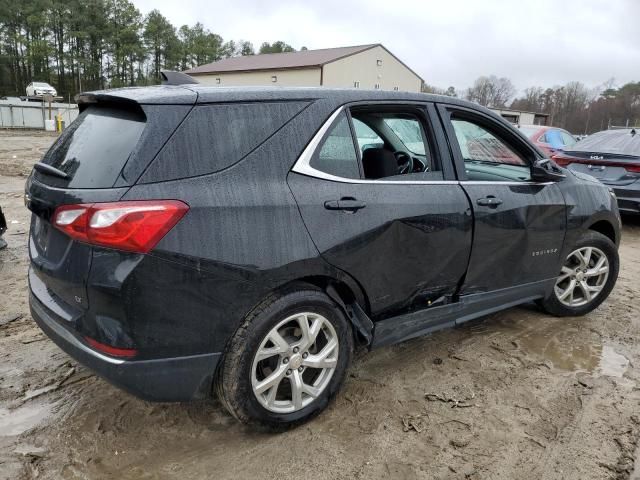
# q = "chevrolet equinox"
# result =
<box><xmin>26</xmin><ymin>86</ymin><xmax>621</xmax><ymax>428</ymax></box>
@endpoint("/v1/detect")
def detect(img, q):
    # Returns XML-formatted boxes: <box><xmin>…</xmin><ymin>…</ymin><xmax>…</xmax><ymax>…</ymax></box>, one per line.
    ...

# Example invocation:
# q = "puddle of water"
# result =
<box><xmin>516</xmin><ymin>326</ymin><xmax>602</xmax><ymax>372</ymax></box>
<box><xmin>474</xmin><ymin>316</ymin><xmax>629</xmax><ymax>377</ymax></box>
<box><xmin>0</xmin><ymin>402</ymin><xmax>53</xmax><ymax>436</ymax></box>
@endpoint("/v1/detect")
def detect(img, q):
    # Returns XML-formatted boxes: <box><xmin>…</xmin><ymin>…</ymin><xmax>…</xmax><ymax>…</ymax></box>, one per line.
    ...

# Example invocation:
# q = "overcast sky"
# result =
<box><xmin>131</xmin><ymin>0</ymin><xmax>639</xmax><ymax>93</ymax></box>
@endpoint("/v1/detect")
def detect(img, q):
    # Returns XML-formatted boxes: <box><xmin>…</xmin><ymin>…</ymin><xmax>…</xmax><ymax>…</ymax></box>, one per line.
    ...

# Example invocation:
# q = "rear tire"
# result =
<box><xmin>216</xmin><ymin>285</ymin><xmax>353</xmax><ymax>429</ymax></box>
<box><xmin>539</xmin><ymin>231</ymin><xmax>618</xmax><ymax>317</ymax></box>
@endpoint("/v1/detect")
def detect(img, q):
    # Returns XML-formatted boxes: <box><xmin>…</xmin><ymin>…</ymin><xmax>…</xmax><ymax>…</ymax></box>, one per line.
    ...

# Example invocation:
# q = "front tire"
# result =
<box><xmin>216</xmin><ymin>285</ymin><xmax>353</xmax><ymax>429</ymax></box>
<box><xmin>539</xmin><ymin>231</ymin><xmax>619</xmax><ymax>317</ymax></box>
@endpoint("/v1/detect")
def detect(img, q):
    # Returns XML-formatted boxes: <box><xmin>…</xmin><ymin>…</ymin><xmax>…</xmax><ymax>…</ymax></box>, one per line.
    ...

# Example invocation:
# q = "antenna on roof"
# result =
<box><xmin>159</xmin><ymin>71</ymin><xmax>199</xmax><ymax>86</ymax></box>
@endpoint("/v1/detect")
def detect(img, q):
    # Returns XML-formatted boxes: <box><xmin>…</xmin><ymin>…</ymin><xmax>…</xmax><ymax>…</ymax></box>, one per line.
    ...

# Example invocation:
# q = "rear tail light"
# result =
<box><xmin>53</xmin><ymin>200</ymin><xmax>189</xmax><ymax>253</ymax></box>
<box><xmin>85</xmin><ymin>336</ymin><xmax>138</xmax><ymax>358</ymax></box>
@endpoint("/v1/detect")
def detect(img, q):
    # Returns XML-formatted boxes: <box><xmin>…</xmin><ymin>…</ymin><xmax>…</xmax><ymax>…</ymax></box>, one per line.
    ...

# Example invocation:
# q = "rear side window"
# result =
<box><xmin>37</xmin><ymin>106</ymin><xmax>145</xmax><ymax>188</ymax></box>
<box><xmin>141</xmin><ymin>101</ymin><xmax>309</xmax><ymax>182</ymax></box>
<box><xmin>310</xmin><ymin>112</ymin><xmax>361</xmax><ymax>179</ymax></box>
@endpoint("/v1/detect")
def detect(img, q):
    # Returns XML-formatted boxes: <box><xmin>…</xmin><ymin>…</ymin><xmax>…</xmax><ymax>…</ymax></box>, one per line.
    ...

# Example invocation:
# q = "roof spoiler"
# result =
<box><xmin>160</xmin><ymin>71</ymin><xmax>199</xmax><ymax>86</ymax></box>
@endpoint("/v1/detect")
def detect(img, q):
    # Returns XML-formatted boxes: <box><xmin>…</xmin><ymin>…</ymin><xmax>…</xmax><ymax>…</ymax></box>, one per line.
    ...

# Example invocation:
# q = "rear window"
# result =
<box><xmin>140</xmin><ymin>101</ymin><xmax>309</xmax><ymax>183</ymax></box>
<box><xmin>37</xmin><ymin>106</ymin><xmax>145</xmax><ymax>188</ymax></box>
<box><xmin>569</xmin><ymin>129</ymin><xmax>640</xmax><ymax>156</ymax></box>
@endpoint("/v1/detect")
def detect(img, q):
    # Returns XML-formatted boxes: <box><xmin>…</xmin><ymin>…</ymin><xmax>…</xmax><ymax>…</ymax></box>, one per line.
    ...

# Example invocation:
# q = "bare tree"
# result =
<box><xmin>492</xmin><ymin>77</ymin><xmax>516</xmax><ymax>108</ymax></box>
<box><xmin>510</xmin><ymin>80</ymin><xmax>640</xmax><ymax>133</ymax></box>
<box><xmin>465</xmin><ymin>75</ymin><xmax>515</xmax><ymax>108</ymax></box>
<box><xmin>465</xmin><ymin>76</ymin><xmax>493</xmax><ymax>106</ymax></box>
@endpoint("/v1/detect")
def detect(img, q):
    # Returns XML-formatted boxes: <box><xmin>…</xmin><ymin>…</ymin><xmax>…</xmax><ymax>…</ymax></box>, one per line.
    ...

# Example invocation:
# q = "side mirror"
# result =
<box><xmin>531</xmin><ymin>159</ymin><xmax>566</xmax><ymax>182</ymax></box>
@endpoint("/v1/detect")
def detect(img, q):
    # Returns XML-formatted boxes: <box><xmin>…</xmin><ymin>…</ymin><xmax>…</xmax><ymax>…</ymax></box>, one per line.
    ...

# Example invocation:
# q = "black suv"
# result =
<box><xmin>27</xmin><ymin>86</ymin><xmax>620</xmax><ymax>428</ymax></box>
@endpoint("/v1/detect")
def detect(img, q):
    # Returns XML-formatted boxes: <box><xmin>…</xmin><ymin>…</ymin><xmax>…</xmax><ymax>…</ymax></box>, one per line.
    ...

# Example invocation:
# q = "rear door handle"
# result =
<box><xmin>476</xmin><ymin>196</ymin><xmax>503</xmax><ymax>207</ymax></box>
<box><xmin>324</xmin><ymin>198</ymin><xmax>367</xmax><ymax>212</ymax></box>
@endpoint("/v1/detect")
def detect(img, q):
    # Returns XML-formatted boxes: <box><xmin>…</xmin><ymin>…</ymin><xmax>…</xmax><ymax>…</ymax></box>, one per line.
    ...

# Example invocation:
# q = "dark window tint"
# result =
<box><xmin>142</xmin><ymin>101</ymin><xmax>308</xmax><ymax>182</ymax></box>
<box><xmin>310</xmin><ymin>112</ymin><xmax>360</xmax><ymax>179</ymax></box>
<box><xmin>38</xmin><ymin>106</ymin><xmax>145</xmax><ymax>188</ymax></box>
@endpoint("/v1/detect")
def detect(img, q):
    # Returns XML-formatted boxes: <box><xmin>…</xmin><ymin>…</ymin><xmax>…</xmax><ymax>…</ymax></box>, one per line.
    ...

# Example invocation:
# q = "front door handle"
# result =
<box><xmin>324</xmin><ymin>198</ymin><xmax>367</xmax><ymax>212</ymax></box>
<box><xmin>476</xmin><ymin>196</ymin><xmax>503</xmax><ymax>208</ymax></box>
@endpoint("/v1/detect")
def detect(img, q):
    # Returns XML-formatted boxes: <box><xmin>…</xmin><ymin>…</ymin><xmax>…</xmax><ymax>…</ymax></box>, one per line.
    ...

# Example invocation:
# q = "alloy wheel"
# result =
<box><xmin>554</xmin><ymin>246</ymin><xmax>609</xmax><ymax>308</ymax></box>
<box><xmin>251</xmin><ymin>312</ymin><xmax>339</xmax><ymax>413</ymax></box>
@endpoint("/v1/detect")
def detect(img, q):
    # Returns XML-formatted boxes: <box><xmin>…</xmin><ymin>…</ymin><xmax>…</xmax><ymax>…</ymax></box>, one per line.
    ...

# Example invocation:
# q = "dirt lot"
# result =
<box><xmin>1</xmin><ymin>129</ymin><xmax>639</xmax><ymax>480</ymax></box>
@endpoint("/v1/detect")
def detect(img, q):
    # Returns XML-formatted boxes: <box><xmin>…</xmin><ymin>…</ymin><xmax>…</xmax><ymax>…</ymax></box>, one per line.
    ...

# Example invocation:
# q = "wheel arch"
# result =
<box><xmin>586</xmin><ymin>219</ymin><xmax>618</xmax><ymax>246</ymax></box>
<box><xmin>295</xmin><ymin>275</ymin><xmax>366</xmax><ymax>308</ymax></box>
<box><xmin>272</xmin><ymin>274</ymin><xmax>373</xmax><ymax>347</ymax></box>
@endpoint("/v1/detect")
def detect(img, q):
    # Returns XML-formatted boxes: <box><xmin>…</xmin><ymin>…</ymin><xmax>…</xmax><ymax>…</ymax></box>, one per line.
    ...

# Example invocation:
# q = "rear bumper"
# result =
<box><xmin>611</xmin><ymin>184</ymin><xmax>640</xmax><ymax>214</ymax></box>
<box><xmin>29</xmin><ymin>292</ymin><xmax>221</xmax><ymax>402</ymax></box>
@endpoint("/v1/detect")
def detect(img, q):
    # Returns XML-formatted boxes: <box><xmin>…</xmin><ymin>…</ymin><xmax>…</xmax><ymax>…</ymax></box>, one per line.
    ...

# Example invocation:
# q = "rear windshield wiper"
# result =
<box><xmin>33</xmin><ymin>163</ymin><xmax>70</xmax><ymax>180</ymax></box>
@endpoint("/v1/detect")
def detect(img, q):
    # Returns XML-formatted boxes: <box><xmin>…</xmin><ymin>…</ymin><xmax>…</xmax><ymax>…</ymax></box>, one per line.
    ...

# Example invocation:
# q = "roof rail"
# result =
<box><xmin>159</xmin><ymin>70</ymin><xmax>199</xmax><ymax>86</ymax></box>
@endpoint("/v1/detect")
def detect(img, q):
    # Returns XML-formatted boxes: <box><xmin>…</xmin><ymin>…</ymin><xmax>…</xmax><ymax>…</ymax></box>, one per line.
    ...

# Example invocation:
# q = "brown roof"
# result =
<box><xmin>186</xmin><ymin>44</ymin><xmax>382</xmax><ymax>75</ymax></box>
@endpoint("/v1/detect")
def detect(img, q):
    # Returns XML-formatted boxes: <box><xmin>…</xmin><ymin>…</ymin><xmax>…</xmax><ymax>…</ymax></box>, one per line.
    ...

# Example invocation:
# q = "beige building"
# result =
<box><xmin>185</xmin><ymin>44</ymin><xmax>424</xmax><ymax>92</ymax></box>
<box><xmin>491</xmin><ymin>108</ymin><xmax>550</xmax><ymax>126</ymax></box>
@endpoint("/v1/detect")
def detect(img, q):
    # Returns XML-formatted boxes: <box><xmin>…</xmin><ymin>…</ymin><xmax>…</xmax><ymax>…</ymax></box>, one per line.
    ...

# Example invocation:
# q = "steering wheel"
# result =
<box><xmin>394</xmin><ymin>151</ymin><xmax>414</xmax><ymax>174</ymax></box>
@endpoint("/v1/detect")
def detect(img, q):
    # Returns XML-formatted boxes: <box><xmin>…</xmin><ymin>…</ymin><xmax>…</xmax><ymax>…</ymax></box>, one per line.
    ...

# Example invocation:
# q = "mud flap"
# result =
<box><xmin>325</xmin><ymin>285</ymin><xmax>374</xmax><ymax>348</ymax></box>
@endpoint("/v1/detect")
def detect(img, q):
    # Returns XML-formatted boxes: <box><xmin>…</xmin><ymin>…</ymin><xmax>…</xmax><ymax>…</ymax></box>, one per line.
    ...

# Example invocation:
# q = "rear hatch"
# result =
<box><xmin>27</xmin><ymin>87</ymin><xmax>196</xmax><ymax>321</ymax></box>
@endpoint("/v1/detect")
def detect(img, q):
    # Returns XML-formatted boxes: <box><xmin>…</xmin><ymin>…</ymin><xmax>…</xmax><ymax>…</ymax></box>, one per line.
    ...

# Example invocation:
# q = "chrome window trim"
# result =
<box><xmin>291</xmin><ymin>106</ymin><xmax>554</xmax><ymax>187</ymax></box>
<box><xmin>460</xmin><ymin>181</ymin><xmax>554</xmax><ymax>186</ymax></box>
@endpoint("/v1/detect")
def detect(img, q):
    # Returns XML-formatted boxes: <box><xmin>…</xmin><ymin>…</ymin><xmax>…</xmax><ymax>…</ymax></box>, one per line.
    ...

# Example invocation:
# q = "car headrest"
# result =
<box><xmin>362</xmin><ymin>148</ymin><xmax>397</xmax><ymax>179</ymax></box>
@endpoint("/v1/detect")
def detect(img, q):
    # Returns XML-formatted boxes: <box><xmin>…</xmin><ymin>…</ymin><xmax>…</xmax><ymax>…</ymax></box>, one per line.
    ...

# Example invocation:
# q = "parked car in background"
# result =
<box><xmin>25</xmin><ymin>82</ymin><xmax>57</xmax><ymax>98</ymax></box>
<box><xmin>519</xmin><ymin>125</ymin><xmax>577</xmax><ymax>157</ymax></box>
<box><xmin>552</xmin><ymin>128</ymin><xmax>640</xmax><ymax>214</ymax></box>
<box><xmin>26</xmin><ymin>86</ymin><xmax>620</xmax><ymax>428</ymax></box>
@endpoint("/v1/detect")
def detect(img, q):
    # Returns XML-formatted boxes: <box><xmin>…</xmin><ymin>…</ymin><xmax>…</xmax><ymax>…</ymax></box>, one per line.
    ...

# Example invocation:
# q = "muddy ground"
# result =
<box><xmin>1</xmin><ymin>129</ymin><xmax>639</xmax><ymax>480</ymax></box>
